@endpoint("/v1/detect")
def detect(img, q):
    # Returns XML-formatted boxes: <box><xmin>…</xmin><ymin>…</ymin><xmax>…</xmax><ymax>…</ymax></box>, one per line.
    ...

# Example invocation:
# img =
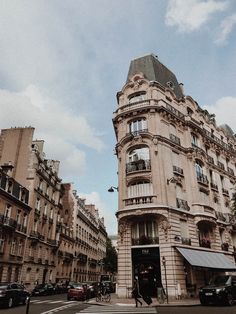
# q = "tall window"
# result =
<box><xmin>128</xmin><ymin>180</ymin><xmax>153</xmax><ymax>198</ymax></box>
<box><xmin>129</xmin><ymin>118</ymin><xmax>147</xmax><ymax>134</ymax></box>
<box><xmin>195</xmin><ymin>160</ymin><xmax>204</xmax><ymax>179</ymax></box>
<box><xmin>10</xmin><ymin>239</ymin><xmax>16</xmax><ymax>255</ymax></box>
<box><xmin>191</xmin><ymin>134</ymin><xmax>199</xmax><ymax>147</ymax></box>
<box><xmin>4</xmin><ymin>204</ymin><xmax>11</xmax><ymax>218</ymax></box>
<box><xmin>132</xmin><ymin>221</ymin><xmax>158</xmax><ymax>239</ymax></box>
<box><xmin>0</xmin><ymin>237</ymin><xmax>5</xmax><ymax>253</ymax></box>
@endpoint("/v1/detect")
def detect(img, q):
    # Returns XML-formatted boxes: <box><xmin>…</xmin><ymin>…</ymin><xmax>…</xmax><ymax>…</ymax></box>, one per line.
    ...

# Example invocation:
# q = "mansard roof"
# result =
<box><xmin>126</xmin><ymin>54</ymin><xmax>184</xmax><ymax>99</ymax></box>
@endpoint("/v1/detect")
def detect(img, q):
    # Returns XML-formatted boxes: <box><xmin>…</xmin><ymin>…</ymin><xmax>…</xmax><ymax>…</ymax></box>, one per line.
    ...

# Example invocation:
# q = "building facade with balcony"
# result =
<box><xmin>0</xmin><ymin>127</ymin><xmax>107</xmax><ymax>290</ymax></box>
<box><xmin>113</xmin><ymin>54</ymin><xmax>236</xmax><ymax>299</ymax></box>
<box><xmin>0</xmin><ymin>166</ymin><xmax>31</xmax><ymax>283</ymax></box>
<box><xmin>61</xmin><ymin>183</ymin><xmax>107</xmax><ymax>283</ymax></box>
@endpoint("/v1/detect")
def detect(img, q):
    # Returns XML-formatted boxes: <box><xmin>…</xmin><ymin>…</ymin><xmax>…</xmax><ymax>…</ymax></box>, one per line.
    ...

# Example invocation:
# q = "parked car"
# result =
<box><xmin>199</xmin><ymin>275</ymin><xmax>236</xmax><ymax>306</ymax></box>
<box><xmin>67</xmin><ymin>283</ymin><xmax>87</xmax><ymax>301</ymax></box>
<box><xmin>0</xmin><ymin>282</ymin><xmax>30</xmax><ymax>308</ymax></box>
<box><xmin>53</xmin><ymin>283</ymin><xmax>68</xmax><ymax>294</ymax></box>
<box><xmin>31</xmin><ymin>283</ymin><xmax>55</xmax><ymax>296</ymax></box>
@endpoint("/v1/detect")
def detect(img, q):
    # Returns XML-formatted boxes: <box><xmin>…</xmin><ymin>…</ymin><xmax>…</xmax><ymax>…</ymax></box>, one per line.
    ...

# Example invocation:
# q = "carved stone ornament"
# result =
<box><xmin>118</xmin><ymin>222</ymin><xmax>127</xmax><ymax>243</ymax></box>
<box><xmin>130</xmin><ymin>134</ymin><xmax>144</xmax><ymax>146</ymax></box>
<box><xmin>160</xmin><ymin>220</ymin><xmax>171</xmax><ymax>241</ymax></box>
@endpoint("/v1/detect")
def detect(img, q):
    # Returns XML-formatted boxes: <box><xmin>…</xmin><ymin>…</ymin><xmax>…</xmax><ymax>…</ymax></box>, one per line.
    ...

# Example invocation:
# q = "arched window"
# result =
<box><xmin>126</xmin><ymin>146</ymin><xmax>150</xmax><ymax>173</ymax></box>
<box><xmin>129</xmin><ymin>92</ymin><xmax>146</xmax><ymax>104</ymax></box>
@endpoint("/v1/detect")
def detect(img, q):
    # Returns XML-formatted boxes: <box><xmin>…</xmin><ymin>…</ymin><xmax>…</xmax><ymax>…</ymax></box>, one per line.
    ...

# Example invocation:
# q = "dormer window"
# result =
<box><xmin>129</xmin><ymin>92</ymin><xmax>146</xmax><ymax>104</ymax></box>
<box><xmin>167</xmin><ymin>81</ymin><xmax>174</xmax><ymax>89</ymax></box>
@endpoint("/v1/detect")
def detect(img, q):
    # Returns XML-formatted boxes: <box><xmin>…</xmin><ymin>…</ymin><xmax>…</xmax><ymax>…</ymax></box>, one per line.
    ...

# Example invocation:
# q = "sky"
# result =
<box><xmin>0</xmin><ymin>0</ymin><xmax>236</xmax><ymax>235</ymax></box>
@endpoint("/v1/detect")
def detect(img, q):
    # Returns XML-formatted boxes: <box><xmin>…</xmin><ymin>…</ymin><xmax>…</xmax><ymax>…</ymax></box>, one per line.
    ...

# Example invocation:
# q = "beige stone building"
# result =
<box><xmin>113</xmin><ymin>54</ymin><xmax>236</xmax><ymax>299</ymax></box>
<box><xmin>0</xmin><ymin>127</ymin><xmax>107</xmax><ymax>289</ymax></box>
<box><xmin>61</xmin><ymin>183</ymin><xmax>107</xmax><ymax>283</ymax></box>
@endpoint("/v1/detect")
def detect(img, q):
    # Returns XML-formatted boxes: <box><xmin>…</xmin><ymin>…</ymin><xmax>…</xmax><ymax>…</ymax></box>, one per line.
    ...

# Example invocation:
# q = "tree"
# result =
<box><xmin>103</xmin><ymin>237</ymin><xmax>117</xmax><ymax>274</ymax></box>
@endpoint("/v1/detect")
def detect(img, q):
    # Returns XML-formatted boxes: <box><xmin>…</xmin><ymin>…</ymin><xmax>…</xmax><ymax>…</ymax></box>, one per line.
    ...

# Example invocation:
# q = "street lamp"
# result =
<box><xmin>108</xmin><ymin>186</ymin><xmax>118</xmax><ymax>192</ymax></box>
<box><xmin>162</xmin><ymin>256</ymin><xmax>169</xmax><ymax>303</ymax></box>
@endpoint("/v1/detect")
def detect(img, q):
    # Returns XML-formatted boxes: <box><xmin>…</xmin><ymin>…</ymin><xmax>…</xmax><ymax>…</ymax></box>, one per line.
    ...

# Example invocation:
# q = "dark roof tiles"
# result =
<box><xmin>127</xmin><ymin>54</ymin><xmax>184</xmax><ymax>99</ymax></box>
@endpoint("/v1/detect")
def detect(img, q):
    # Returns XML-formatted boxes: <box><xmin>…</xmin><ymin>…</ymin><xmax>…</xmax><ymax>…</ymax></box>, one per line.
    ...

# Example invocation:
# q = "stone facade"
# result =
<box><xmin>0</xmin><ymin>127</ymin><xmax>107</xmax><ymax>290</ymax></box>
<box><xmin>112</xmin><ymin>54</ymin><xmax>236</xmax><ymax>299</ymax></box>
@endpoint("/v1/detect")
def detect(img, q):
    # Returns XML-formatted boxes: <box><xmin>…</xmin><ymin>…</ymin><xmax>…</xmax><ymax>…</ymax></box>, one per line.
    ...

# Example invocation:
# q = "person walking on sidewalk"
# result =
<box><xmin>132</xmin><ymin>279</ymin><xmax>142</xmax><ymax>307</ymax></box>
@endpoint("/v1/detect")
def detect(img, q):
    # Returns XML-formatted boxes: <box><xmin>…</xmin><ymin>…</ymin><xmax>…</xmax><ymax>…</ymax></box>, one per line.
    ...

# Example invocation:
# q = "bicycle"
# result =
<box><xmin>95</xmin><ymin>288</ymin><xmax>111</xmax><ymax>303</ymax></box>
<box><xmin>157</xmin><ymin>287</ymin><xmax>167</xmax><ymax>304</ymax></box>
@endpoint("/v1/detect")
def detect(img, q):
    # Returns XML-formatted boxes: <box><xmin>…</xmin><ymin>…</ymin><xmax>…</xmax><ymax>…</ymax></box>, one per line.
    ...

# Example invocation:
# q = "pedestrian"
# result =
<box><xmin>132</xmin><ymin>279</ymin><xmax>142</xmax><ymax>307</ymax></box>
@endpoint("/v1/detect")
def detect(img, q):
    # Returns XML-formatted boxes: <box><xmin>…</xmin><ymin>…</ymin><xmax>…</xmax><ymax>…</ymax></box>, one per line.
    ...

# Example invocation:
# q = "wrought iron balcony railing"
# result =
<box><xmin>126</xmin><ymin>159</ymin><xmax>151</xmax><ymax>173</ymax></box>
<box><xmin>132</xmin><ymin>236</ymin><xmax>159</xmax><ymax>245</ymax></box>
<box><xmin>173</xmin><ymin>165</ymin><xmax>184</xmax><ymax>176</ymax></box>
<box><xmin>169</xmin><ymin>133</ymin><xmax>181</xmax><ymax>145</ymax></box>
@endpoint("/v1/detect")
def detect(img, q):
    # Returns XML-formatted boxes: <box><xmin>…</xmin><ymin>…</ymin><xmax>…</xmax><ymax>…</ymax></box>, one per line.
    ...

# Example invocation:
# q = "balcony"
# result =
<box><xmin>207</xmin><ymin>155</ymin><xmax>214</xmax><ymax>165</ymax></box>
<box><xmin>176</xmin><ymin>198</ymin><xmax>190</xmax><ymax>211</ymax></box>
<box><xmin>217</xmin><ymin>161</ymin><xmax>225</xmax><ymax>171</ymax></box>
<box><xmin>166</xmin><ymin>103</ymin><xmax>185</xmax><ymax>120</ymax></box>
<box><xmin>126</xmin><ymin>159</ymin><xmax>151</xmax><ymax>173</ymax></box>
<box><xmin>173</xmin><ymin>166</ymin><xmax>184</xmax><ymax>176</ymax></box>
<box><xmin>125</xmin><ymin>195</ymin><xmax>155</xmax><ymax>206</ymax></box>
<box><xmin>197</xmin><ymin>174</ymin><xmax>209</xmax><ymax>185</ymax></box>
<box><xmin>0</xmin><ymin>215</ymin><xmax>17</xmax><ymax>229</ymax></box>
<box><xmin>128</xmin><ymin>129</ymin><xmax>148</xmax><ymax>137</ymax></box>
<box><xmin>210</xmin><ymin>182</ymin><xmax>218</xmax><ymax>191</ymax></box>
<box><xmin>132</xmin><ymin>236</ymin><xmax>159</xmax><ymax>245</ymax></box>
<box><xmin>34</xmin><ymin>208</ymin><xmax>40</xmax><ymax>216</ymax></box>
<box><xmin>199</xmin><ymin>238</ymin><xmax>211</xmax><ymax>248</ymax></box>
<box><xmin>222</xmin><ymin>188</ymin><xmax>229</xmax><ymax>196</ymax></box>
<box><xmin>227</xmin><ymin>167</ymin><xmax>234</xmax><ymax>176</ymax></box>
<box><xmin>16</xmin><ymin>223</ymin><xmax>27</xmax><ymax>234</ymax></box>
<box><xmin>169</xmin><ymin>134</ymin><xmax>181</xmax><ymax>145</ymax></box>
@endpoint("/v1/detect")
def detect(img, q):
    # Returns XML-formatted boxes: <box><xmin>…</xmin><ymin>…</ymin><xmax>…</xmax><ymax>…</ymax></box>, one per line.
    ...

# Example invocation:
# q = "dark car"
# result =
<box><xmin>0</xmin><ymin>282</ymin><xmax>30</xmax><ymax>308</ymax></box>
<box><xmin>199</xmin><ymin>275</ymin><xmax>236</xmax><ymax>306</ymax></box>
<box><xmin>31</xmin><ymin>283</ymin><xmax>55</xmax><ymax>296</ymax></box>
<box><xmin>53</xmin><ymin>283</ymin><xmax>68</xmax><ymax>294</ymax></box>
<box><xmin>67</xmin><ymin>283</ymin><xmax>87</xmax><ymax>301</ymax></box>
<box><xmin>83</xmin><ymin>281</ymin><xmax>98</xmax><ymax>298</ymax></box>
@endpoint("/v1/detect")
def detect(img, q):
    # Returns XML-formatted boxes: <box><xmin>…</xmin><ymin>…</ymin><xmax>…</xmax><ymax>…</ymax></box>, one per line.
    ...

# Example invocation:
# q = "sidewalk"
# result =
<box><xmin>87</xmin><ymin>293</ymin><xmax>200</xmax><ymax>307</ymax></box>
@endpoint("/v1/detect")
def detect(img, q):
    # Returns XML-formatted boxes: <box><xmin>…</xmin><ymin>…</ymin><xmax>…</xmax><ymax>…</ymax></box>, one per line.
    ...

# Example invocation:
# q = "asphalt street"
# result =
<box><xmin>1</xmin><ymin>293</ymin><xmax>236</xmax><ymax>314</ymax></box>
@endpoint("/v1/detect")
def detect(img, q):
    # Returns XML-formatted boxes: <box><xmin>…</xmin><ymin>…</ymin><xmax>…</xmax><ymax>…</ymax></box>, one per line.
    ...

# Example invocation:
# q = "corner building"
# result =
<box><xmin>113</xmin><ymin>54</ymin><xmax>236</xmax><ymax>299</ymax></box>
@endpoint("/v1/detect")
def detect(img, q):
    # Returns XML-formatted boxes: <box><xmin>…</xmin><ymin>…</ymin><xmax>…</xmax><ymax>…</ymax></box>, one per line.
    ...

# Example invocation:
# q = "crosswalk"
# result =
<box><xmin>79</xmin><ymin>304</ymin><xmax>158</xmax><ymax>314</ymax></box>
<box><xmin>30</xmin><ymin>299</ymin><xmax>77</xmax><ymax>305</ymax></box>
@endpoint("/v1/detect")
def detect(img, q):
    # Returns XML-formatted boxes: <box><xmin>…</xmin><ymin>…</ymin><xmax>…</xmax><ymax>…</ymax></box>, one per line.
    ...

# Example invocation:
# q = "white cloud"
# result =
<box><xmin>215</xmin><ymin>13</ymin><xmax>236</xmax><ymax>44</ymax></box>
<box><xmin>165</xmin><ymin>0</ymin><xmax>228</xmax><ymax>33</ymax></box>
<box><xmin>0</xmin><ymin>85</ymin><xmax>105</xmax><ymax>178</ymax></box>
<box><xmin>79</xmin><ymin>191</ymin><xmax>117</xmax><ymax>235</ymax></box>
<box><xmin>203</xmin><ymin>96</ymin><xmax>236</xmax><ymax>132</ymax></box>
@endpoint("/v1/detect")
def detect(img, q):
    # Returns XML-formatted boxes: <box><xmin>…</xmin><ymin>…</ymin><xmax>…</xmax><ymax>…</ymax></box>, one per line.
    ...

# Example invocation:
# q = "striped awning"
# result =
<box><xmin>176</xmin><ymin>247</ymin><xmax>236</xmax><ymax>271</ymax></box>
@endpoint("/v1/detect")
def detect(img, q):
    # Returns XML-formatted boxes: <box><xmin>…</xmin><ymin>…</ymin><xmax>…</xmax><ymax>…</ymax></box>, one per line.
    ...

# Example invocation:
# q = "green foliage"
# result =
<box><xmin>103</xmin><ymin>237</ymin><xmax>117</xmax><ymax>274</ymax></box>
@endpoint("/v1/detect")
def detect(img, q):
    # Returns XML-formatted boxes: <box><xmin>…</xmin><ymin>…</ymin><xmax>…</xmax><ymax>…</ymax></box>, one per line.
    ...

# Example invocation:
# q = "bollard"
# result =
<box><xmin>26</xmin><ymin>296</ymin><xmax>30</xmax><ymax>314</ymax></box>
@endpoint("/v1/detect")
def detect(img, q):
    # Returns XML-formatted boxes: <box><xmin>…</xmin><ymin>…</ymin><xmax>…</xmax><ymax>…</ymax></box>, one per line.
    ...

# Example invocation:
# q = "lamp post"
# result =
<box><xmin>162</xmin><ymin>256</ymin><xmax>168</xmax><ymax>303</ymax></box>
<box><xmin>108</xmin><ymin>186</ymin><xmax>118</xmax><ymax>192</ymax></box>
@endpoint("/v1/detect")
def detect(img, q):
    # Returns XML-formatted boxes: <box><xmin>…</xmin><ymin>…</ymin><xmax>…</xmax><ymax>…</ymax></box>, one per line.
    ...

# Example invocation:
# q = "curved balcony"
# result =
<box><xmin>132</xmin><ymin>236</ymin><xmax>159</xmax><ymax>245</ymax></box>
<box><xmin>126</xmin><ymin>159</ymin><xmax>151</xmax><ymax>174</ymax></box>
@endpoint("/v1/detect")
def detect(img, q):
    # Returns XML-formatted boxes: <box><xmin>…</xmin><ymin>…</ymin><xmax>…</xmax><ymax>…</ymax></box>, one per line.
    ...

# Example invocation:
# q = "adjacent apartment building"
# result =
<box><xmin>0</xmin><ymin>127</ymin><xmax>107</xmax><ymax>290</ymax></box>
<box><xmin>113</xmin><ymin>54</ymin><xmax>236</xmax><ymax>299</ymax></box>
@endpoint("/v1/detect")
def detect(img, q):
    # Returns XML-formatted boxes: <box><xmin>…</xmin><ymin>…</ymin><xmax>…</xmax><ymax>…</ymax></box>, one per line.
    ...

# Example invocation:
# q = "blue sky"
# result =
<box><xmin>0</xmin><ymin>0</ymin><xmax>236</xmax><ymax>234</ymax></box>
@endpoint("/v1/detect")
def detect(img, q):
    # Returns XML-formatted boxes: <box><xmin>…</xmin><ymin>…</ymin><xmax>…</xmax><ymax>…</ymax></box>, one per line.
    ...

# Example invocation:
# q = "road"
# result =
<box><xmin>0</xmin><ymin>294</ymin><xmax>236</xmax><ymax>314</ymax></box>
